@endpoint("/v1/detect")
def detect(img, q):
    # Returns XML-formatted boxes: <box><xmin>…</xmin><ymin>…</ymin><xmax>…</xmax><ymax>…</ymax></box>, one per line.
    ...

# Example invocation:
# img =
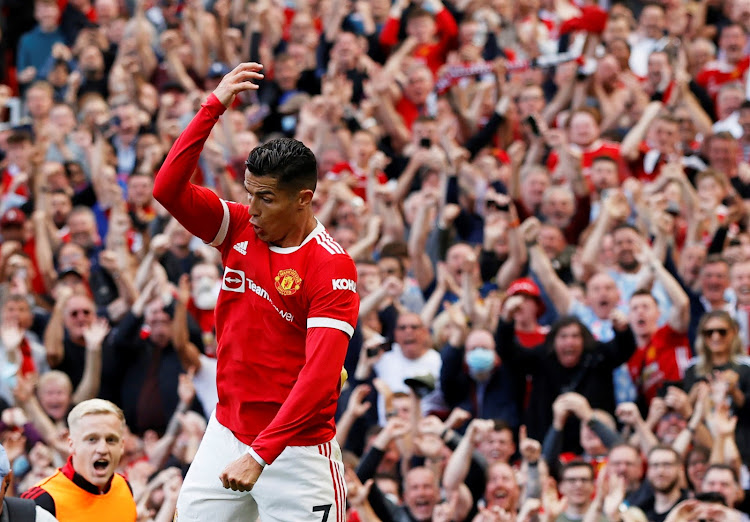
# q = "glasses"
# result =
<box><xmin>68</xmin><ymin>309</ymin><xmax>92</xmax><ymax>318</ymax></box>
<box><xmin>702</xmin><ymin>328</ymin><xmax>728</xmax><ymax>338</ymax></box>
<box><xmin>397</xmin><ymin>324</ymin><xmax>421</xmax><ymax>331</ymax></box>
<box><xmin>648</xmin><ymin>461</ymin><xmax>677</xmax><ymax>469</ymax></box>
<box><xmin>561</xmin><ymin>477</ymin><xmax>593</xmax><ymax>484</ymax></box>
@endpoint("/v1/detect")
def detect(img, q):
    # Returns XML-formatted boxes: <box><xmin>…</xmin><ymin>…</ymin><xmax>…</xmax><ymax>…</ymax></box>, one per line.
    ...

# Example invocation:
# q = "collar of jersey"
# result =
<box><xmin>61</xmin><ymin>456</ymin><xmax>114</xmax><ymax>495</ymax></box>
<box><xmin>268</xmin><ymin>219</ymin><xmax>324</xmax><ymax>254</ymax></box>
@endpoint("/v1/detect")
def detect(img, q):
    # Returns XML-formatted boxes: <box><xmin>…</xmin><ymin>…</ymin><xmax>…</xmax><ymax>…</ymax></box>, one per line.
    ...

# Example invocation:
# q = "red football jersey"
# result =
<box><xmin>695</xmin><ymin>57</ymin><xmax>750</xmax><ymax>101</ymax></box>
<box><xmin>547</xmin><ymin>140</ymin><xmax>626</xmax><ymax>186</ymax></box>
<box><xmin>627</xmin><ymin>324</ymin><xmax>691</xmax><ymax>404</ymax></box>
<box><xmin>153</xmin><ymin>94</ymin><xmax>360</xmax><ymax>463</ymax></box>
<box><xmin>212</xmin><ymin>207</ymin><xmax>359</xmax><ymax>460</ymax></box>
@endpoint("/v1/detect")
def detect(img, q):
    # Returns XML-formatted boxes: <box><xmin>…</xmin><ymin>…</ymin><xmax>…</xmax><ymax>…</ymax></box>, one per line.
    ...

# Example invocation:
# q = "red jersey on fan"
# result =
<box><xmin>547</xmin><ymin>140</ymin><xmax>626</xmax><ymax>184</ymax></box>
<box><xmin>153</xmin><ymin>94</ymin><xmax>359</xmax><ymax>464</ymax></box>
<box><xmin>627</xmin><ymin>324</ymin><xmax>691</xmax><ymax>404</ymax></box>
<box><xmin>326</xmin><ymin>161</ymin><xmax>387</xmax><ymax>200</ymax></box>
<box><xmin>695</xmin><ymin>57</ymin><xmax>750</xmax><ymax>101</ymax></box>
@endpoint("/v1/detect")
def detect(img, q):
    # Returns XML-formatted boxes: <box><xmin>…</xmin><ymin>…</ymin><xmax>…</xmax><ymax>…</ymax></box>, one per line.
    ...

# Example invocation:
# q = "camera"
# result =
<box><xmin>419</xmin><ymin>137</ymin><xmax>431</xmax><ymax>148</ymax></box>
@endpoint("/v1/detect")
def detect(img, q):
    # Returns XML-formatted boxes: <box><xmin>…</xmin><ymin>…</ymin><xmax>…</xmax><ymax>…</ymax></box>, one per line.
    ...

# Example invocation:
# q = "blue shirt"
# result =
<box><xmin>16</xmin><ymin>27</ymin><xmax>65</xmax><ymax>74</ymax></box>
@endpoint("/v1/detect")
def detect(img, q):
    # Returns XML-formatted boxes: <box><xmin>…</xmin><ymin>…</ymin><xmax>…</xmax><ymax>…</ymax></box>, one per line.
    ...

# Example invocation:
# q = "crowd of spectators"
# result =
<box><xmin>3</xmin><ymin>0</ymin><xmax>750</xmax><ymax>520</ymax></box>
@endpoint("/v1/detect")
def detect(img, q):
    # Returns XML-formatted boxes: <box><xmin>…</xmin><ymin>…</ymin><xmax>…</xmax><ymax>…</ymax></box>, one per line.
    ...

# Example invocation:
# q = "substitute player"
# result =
<box><xmin>153</xmin><ymin>62</ymin><xmax>359</xmax><ymax>521</ymax></box>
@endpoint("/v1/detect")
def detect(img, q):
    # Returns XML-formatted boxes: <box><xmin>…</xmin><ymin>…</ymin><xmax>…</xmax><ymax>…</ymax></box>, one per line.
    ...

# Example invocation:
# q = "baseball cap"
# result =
<box><xmin>58</xmin><ymin>267</ymin><xmax>84</xmax><ymax>280</ymax></box>
<box><xmin>0</xmin><ymin>445</ymin><xmax>11</xmax><ymax>479</ymax></box>
<box><xmin>0</xmin><ymin>208</ymin><xmax>26</xmax><ymax>228</ymax></box>
<box><xmin>404</xmin><ymin>374</ymin><xmax>435</xmax><ymax>399</ymax></box>
<box><xmin>208</xmin><ymin>62</ymin><xmax>231</xmax><ymax>79</ymax></box>
<box><xmin>507</xmin><ymin>277</ymin><xmax>546</xmax><ymax>316</ymax></box>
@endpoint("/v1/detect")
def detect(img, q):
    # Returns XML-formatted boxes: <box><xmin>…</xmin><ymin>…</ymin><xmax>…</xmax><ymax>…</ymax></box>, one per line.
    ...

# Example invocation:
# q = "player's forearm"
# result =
<box><xmin>153</xmin><ymin>94</ymin><xmax>227</xmax><ymax>242</ymax></box>
<box><xmin>251</xmin><ymin>328</ymin><xmax>350</xmax><ymax>463</ymax></box>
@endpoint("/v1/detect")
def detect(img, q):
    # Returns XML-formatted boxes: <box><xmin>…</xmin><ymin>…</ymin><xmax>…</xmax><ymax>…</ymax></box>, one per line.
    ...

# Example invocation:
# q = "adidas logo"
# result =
<box><xmin>233</xmin><ymin>241</ymin><xmax>248</xmax><ymax>255</ymax></box>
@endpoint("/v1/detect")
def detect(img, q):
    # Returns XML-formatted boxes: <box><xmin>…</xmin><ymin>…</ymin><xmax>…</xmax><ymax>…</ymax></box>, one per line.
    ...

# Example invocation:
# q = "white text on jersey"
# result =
<box><xmin>332</xmin><ymin>278</ymin><xmax>357</xmax><ymax>292</ymax></box>
<box><xmin>221</xmin><ymin>267</ymin><xmax>294</xmax><ymax>322</ymax></box>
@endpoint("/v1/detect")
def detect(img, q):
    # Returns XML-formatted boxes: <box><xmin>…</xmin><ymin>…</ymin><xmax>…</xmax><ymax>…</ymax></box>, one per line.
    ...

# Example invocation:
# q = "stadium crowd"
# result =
<box><xmin>3</xmin><ymin>0</ymin><xmax>750</xmax><ymax>520</ymax></box>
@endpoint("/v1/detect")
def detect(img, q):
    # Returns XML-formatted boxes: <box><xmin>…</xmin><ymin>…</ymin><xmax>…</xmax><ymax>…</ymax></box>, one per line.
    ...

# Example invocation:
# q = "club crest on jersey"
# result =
<box><xmin>275</xmin><ymin>268</ymin><xmax>302</xmax><ymax>296</ymax></box>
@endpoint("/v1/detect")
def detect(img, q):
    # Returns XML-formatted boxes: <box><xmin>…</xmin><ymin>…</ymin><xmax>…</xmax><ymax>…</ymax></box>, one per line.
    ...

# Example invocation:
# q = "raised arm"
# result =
<box><xmin>71</xmin><ymin>318</ymin><xmax>110</xmax><ymax>404</ymax></box>
<box><xmin>641</xmin><ymin>240</ymin><xmax>690</xmax><ymax>334</ymax></box>
<box><xmin>525</xmin><ymin>218</ymin><xmax>572</xmax><ymax>315</ymax></box>
<box><xmin>153</xmin><ymin>63</ymin><xmax>264</xmax><ymax>243</ymax></box>
<box><xmin>621</xmin><ymin>101</ymin><xmax>663</xmax><ymax>161</ymax></box>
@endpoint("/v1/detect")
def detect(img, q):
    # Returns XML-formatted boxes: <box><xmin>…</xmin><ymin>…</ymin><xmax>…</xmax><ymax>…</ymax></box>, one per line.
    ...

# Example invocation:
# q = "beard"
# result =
<box><xmin>619</xmin><ymin>257</ymin><xmax>639</xmax><ymax>272</ymax></box>
<box><xmin>652</xmin><ymin>477</ymin><xmax>679</xmax><ymax>494</ymax></box>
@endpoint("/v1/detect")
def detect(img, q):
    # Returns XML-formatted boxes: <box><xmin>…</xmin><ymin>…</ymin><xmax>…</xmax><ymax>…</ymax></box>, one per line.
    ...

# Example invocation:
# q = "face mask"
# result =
<box><xmin>193</xmin><ymin>277</ymin><xmax>220</xmax><ymax>310</ymax></box>
<box><xmin>466</xmin><ymin>347</ymin><xmax>495</xmax><ymax>377</ymax></box>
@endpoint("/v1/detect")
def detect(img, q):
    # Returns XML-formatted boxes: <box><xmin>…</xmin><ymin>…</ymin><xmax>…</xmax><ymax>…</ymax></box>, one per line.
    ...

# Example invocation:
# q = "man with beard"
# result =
<box><xmin>557</xmin><ymin>462</ymin><xmax>601</xmax><ymax>522</ymax></box>
<box><xmin>583</xmin><ymin>214</ymin><xmax>672</xmax><ymax>320</ymax></box>
<box><xmin>639</xmin><ymin>445</ymin><xmax>688</xmax><ymax>522</ymax></box>
<box><xmin>187</xmin><ymin>262</ymin><xmax>220</xmax><ymax>356</ymax></box>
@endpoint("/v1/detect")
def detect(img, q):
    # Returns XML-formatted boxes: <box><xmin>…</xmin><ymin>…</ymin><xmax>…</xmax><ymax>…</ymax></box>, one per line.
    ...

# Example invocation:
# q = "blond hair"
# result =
<box><xmin>68</xmin><ymin>399</ymin><xmax>125</xmax><ymax>435</ymax></box>
<box><xmin>38</xmin><ymin>370</ymin><xmax>73</xmax><ymax>395</ymax></box>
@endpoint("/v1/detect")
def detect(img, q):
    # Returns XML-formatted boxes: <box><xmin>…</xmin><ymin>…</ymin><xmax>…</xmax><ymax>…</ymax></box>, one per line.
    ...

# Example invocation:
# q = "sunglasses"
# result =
<box><xmin>702</xmin><ymin>328</ymin><xmax>728</xmax><ymax>338</ymax></box>
<box><xmin>69</xmin><ymin>309</ymin><xmax>92</xmax><ymax>318</ymax></box>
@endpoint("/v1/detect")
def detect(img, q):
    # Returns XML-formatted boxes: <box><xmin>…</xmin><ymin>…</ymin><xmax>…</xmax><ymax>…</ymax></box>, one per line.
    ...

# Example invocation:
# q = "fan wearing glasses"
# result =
<box><xmin>683</xmin><ymin>310</ymin><xmax>750</xmax><ymax>463</ymax></box>
<box><xmin>44</xmin><ymin>286</ymin><xmax>104</xmax><ymax>393</ymax></box>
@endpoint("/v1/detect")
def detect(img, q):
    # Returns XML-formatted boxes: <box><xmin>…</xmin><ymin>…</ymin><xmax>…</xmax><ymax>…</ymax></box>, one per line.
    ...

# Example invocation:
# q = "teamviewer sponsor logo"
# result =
<box><xmin>222</xmin><ymin>267</ymin><xmax>246</xmax><ymax>292</ymax></box>
<box><xmin>332</xmin><ymin>278</ymin><xmax>356</xmax><ymax>292</ymax></box>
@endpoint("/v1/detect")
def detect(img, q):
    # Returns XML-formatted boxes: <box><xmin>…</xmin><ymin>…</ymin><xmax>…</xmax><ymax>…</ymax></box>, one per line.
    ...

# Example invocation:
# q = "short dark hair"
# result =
<box><xmin>703</xmin><ymin>253</ymin><xmax>729</xmax><ymax>269</ymax></box>
<box><xmin>612</xmin><ymin>222</ymin><xmax>640</xmax><ymax>235</ymax></box>
<box><xmin>406</xmin><ymin>7</ymin><xmax>433</xmax><ymax>22</ymax></box>
<box><xmin>705</xmin><ymin>463</ymin><xmax>739</xmax><ymax>483</ymax></box>
<box><xmin>560</xmin><ymin>461</ymin><xmax>595</xmax><ymax>480</ymax></box>
<box><xmin>591</xmin><ymin>155</ymin><xmax>618</xmax><ymax>168</ymax></box>
<box><xmin>245</xmin><ymin>138</ymin><xmax>317</xmax><ymax>195</ymax></box>
<box><xmin>7</xmin><ymin>131</ymin><xmax>32</xmax><ymax>145</ymax></box>
<box><xmin>630</xmin><ymin>288</ymin><xmax>657</xmax><ymax>303</ymax></box>
<box><xmin>647</xmin><ymin>444</ymin><xmax>680</xmax><ymax>463</ymax></box>
<box><xmin>491</xmin><ymin>418</ymin><xmax>513</xmax><ymax>434</ymax></box>
<box><xmin>381</xmin><ymin>241</ymin><xmax>409</xmax><ymax>259</ymax></box>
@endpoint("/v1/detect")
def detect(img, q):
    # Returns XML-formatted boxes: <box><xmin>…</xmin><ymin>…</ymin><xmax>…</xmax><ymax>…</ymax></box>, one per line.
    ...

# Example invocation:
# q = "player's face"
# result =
<box><xmin>244</xmin><ymin>173</ymin><xmax>311</xmax><ymax>247</ymax></box>
<box><xmin>69</xmin><ymin>414</ymin><xmax>125</xmax><ymax>489</ymax></box>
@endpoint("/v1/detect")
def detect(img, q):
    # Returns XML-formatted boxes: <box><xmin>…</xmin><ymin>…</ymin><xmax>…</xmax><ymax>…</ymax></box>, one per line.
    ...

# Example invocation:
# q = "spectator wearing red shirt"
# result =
<box><xmin>547</xmin><ymin>108</ymin><xmax>624</xmax><ymax>185</ymax></box>
<box><xmin>695</xmin><ymin>24</ymin><xmax>750</xmax><ymax>102</ymax></box>
<box><xmin>0</xmin><ymin>132</ymin><xmax>33</xmax><ymax>206</ymax></box>
<box><xmin>379</xmin><ymin>0</ymin><xmax>457</xmax><ymax>77</ymax></box>
<box><xmin>627</xmin><ymin>280</ymin><xmax>691</xmax><ymax>407</ymax></box>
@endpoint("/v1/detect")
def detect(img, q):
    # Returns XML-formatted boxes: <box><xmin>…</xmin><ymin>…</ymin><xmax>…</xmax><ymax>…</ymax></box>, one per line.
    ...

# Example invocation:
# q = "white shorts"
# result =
<box><xmin>175</xmin><ymin>413</ymin><xmax>347</xmax><ymax>522</ymax></box>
